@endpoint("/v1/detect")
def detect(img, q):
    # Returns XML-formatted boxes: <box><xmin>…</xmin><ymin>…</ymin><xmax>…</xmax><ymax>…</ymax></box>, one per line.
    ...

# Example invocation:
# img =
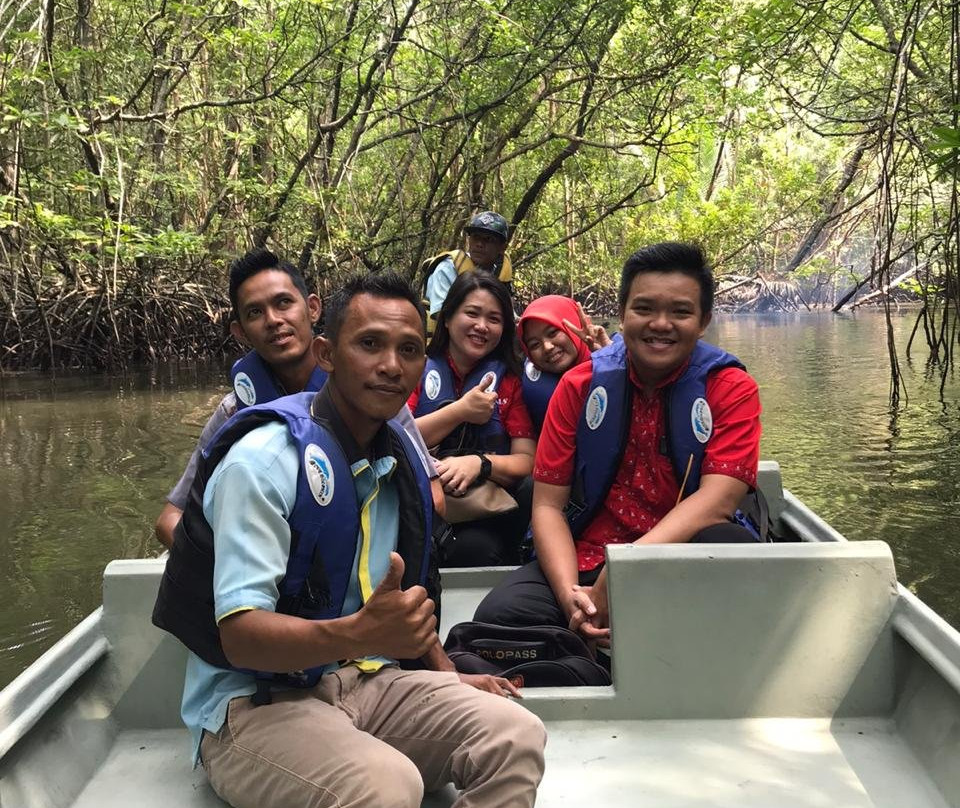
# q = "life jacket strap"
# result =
<box><xmin>251</xmin><ymin>679</ymin><xmax>274</xmax><ymax>707</ymax></box>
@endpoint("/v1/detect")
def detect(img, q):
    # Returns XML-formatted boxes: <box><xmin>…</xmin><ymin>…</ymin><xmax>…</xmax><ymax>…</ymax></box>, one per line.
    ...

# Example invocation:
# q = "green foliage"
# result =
<box><xmin>0</xmin><ymin>0</ymin><xmax>956</xmax><ymax>367</ymax></box>
<box><xmin>929</xmin><ymin>125</ymin><xmax>960</xmax><ymax>180</ymax></box>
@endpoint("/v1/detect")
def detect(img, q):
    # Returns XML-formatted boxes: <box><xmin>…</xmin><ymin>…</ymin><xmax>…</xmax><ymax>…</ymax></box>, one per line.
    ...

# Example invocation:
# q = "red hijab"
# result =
<box><xmin>517</xmin><ymin>295</ymin><xmax>592</xmax><ymax>367</ymax></box>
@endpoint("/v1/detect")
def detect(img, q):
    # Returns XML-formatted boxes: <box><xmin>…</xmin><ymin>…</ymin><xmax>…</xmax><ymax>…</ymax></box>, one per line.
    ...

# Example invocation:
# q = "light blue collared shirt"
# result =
<box><xmin>425</xmin><ymin>256</ymin><xmax>458</xmax><ymax>315</ymax></box>
<box><xmin>179</xmin><ymin>419</ymin><xmax>400</xmax><ymax>764</ymax></box>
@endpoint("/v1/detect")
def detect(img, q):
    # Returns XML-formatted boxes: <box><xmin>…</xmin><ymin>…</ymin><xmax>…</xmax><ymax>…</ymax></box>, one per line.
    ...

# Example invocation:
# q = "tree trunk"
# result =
<box><xmin>782</xmin><ymin>134</ymin><xmax>872</xmax><ymax>273</ymax></box>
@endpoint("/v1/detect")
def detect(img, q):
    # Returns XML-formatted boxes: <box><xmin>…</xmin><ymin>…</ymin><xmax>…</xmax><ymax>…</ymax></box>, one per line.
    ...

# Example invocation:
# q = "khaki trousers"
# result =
<box><xmin>200</xmin><ymin>667</ymin><xmax>546</xmax><ymax>808</ymax></box>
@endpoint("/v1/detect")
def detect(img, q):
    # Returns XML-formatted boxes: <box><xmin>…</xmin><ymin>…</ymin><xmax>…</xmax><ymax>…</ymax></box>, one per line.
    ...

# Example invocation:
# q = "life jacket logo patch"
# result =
<box><xmin>304</xmin><ymin>443</ymin><xmax>335</xmax><ymax>506</ymax></box>
<box><xmin>234</xmin><ymin>372</ymin><xmax>257</xmax><ymax>407</ymax></box>
<box><xmin>525</xmin><ymin>361</ymin><xmax>541</xmax><ymax>382</ymax></box>
<box><xmin>691</xmin><ymin>397</ymin><xmax>713</xmax><ymax>443</ymax></box>
<box><xmin>425</xmin><ymin>369</ymin><xmax>442</xmax><ymax>400</ymax></box>
<box><xmin>585</xmin><ymin>386</ymin><xmax>608</xmax><ymax>430</ymax></box>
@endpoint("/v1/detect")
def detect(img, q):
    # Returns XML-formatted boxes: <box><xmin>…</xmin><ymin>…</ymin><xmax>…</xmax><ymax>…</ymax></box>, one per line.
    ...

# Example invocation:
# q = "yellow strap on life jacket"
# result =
<box><xmin>449</xmin><ymin>249</ymin><xmax>513</xmax><ymax>284</ymax></box>
<box><xmin>344</xmin><ymin>463</ymin><xmax>387</xmax><ymax>674</ymax></box>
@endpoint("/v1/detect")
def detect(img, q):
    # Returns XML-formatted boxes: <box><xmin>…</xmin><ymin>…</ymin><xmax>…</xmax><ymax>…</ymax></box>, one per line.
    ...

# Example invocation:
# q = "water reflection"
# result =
<box><xmin>710</xmin><ymin>310</ymin><xmax>960</xmax><ymax>627</ymax></box>
<box><xmin>0</xmin><ymin>363</ymin><xmax>229</xmax><ymax>687</ymax></box>
<box><xmin>0</xmin><ymin>309</ymin><xmax>958</xmax><ymax>689</ymax></box>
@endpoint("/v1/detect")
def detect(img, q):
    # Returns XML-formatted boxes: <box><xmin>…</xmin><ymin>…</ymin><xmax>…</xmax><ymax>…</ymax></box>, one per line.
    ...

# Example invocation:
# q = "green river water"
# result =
<box><xmin>1</xmin><ymin>308</ymin><xmax>958</xmax><ymax>689</ymax></box>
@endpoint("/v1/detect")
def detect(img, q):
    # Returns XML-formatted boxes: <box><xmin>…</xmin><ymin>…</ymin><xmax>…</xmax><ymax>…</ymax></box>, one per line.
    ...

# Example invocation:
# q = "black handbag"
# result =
<box><xmin>443</xmin><ymin>621</ymin><xmax>611</xmax><ymax>687</ymax></box>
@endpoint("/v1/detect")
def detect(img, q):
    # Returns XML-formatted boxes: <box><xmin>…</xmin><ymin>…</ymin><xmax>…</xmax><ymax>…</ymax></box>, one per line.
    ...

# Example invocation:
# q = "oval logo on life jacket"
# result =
<box><xmin>234</xmin><ymin>372</ymin><xmax>257</xmax><ymax>407</ymax></box>
<box><xmin>524</xmin><ymin>360</ymin><xmax>541</xmax><ymax>382</ymax></box>
<box><xmin>585</xmin><ymin>386</ymin><xmax>608</xmax><ymax>430</ymax></box>
<box><xmin>424</xmin><ymin>369</ymin><xmax>442</xmax><ymax>400</ymax></box>
<box><xmin>479</xmin><ymin>370</ymin><xmax>498</xmax><ymax>391</ymax></box>
<box><xmin>691</xmin><ymin>397</ymin><xmax>713</xmax><ymax>443</ymax></box>
<box><xmin>304</xmin><ymin>443</ymin><xmax>335</xmax><ymax>506</ymax></box>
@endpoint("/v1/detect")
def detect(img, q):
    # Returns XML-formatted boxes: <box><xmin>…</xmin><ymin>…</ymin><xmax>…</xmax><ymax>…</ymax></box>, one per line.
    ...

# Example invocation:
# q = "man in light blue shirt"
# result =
<box><xmin>153</xmin><ymin>272</ymin><xmax>545</xmax><ymax>808</ymax></box>
<box><xmin>156</xmin><ymin>247</ymin><xmax>442</xmax><ymax>549</ymax></box>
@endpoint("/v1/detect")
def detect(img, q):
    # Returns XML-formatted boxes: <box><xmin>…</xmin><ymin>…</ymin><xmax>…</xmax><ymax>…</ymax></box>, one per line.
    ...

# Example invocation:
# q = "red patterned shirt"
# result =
<box><xmin>534</xmin><ymin>356</ymin><xmax>760</xmax><ymax>570</ymax></box>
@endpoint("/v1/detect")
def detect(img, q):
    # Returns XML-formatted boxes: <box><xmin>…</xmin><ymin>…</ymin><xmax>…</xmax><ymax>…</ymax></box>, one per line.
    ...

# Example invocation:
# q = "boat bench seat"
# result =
<box><xmin>588</xmin><ymin>539</ymin><xmax>901</xmax><ymax>720</ymax></box>
<box><xmin>96</xmin><ymin>539</ymin><xmax>901</xmax><ymax>728</ymax></box>
<box><xmin>82</xmin><ymin>540</ymin><xmax>903</xmax><ymax>807</ymax></box>
<box><xmin>101</xmin><ymin>535</ymin><xmax>898</xmax><ymax>729</ymax></box>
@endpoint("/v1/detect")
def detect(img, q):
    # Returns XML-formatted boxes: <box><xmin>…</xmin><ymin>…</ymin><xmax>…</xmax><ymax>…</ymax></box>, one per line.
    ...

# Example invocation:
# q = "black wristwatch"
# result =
<box><xmin>475</xmin><ymin>452</ymin><xmax>492</xmax><ymax>483</ymax></box>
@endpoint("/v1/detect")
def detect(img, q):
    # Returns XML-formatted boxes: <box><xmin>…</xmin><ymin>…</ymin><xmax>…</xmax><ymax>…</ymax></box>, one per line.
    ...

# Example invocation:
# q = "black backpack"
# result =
<box><xmin>443</xmin><ymin>622</ymin><xmax>611</xmax><ymax>687</ymax></box>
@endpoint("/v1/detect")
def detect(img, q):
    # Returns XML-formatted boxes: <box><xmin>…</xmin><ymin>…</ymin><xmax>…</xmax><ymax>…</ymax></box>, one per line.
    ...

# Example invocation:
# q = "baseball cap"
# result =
<box><xmin>464</xmin><ymin>211</ymin><xmax>509</xmax><ymax>242</ymax></box>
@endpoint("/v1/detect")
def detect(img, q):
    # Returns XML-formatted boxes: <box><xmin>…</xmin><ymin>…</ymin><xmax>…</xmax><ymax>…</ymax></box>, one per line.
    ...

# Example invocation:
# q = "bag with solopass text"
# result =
<box><xmin>443</xmin><ymin>621</ymin><xmax>611</xmax><ymax>687</ymax></box>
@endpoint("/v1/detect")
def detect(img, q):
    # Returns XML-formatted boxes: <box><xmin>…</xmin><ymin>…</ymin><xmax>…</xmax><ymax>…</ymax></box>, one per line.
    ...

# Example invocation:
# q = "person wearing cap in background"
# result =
<box><xmin>422</xmin><ymin>211</ymin><xmax>513</xmax><ymax>334</ymax></box>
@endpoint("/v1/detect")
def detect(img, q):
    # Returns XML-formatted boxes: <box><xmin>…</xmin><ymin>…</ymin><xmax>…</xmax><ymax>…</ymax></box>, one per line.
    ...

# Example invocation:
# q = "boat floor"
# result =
<box><xmin>70</xmin><ymin>717</ymin><xmax>948</xmax><ymax>808</ymax></box>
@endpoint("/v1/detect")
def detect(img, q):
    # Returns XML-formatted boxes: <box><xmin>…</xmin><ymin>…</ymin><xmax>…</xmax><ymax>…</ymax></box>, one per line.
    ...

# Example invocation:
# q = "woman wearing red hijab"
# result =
<box><xmin>517</xmin><ymin>295</ymin><xmax>609</xmax><ymax>432</ymax></box>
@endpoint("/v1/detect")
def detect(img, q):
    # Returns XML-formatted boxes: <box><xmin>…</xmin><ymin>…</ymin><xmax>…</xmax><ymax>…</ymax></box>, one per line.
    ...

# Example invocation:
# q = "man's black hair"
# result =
<box><xmin>228</xmin><ymin>247</ymin><xmax>309</xmax><ymax>319</ymax></box>
<box><xmin>619</xmin><ymin>242</ymin><xmax>714</xmax><ymax>318</ymax></box>
<box><xmin>324</xmin><ymin>271</ymin><xmax>425</xmax><ymax>342</ymax></box>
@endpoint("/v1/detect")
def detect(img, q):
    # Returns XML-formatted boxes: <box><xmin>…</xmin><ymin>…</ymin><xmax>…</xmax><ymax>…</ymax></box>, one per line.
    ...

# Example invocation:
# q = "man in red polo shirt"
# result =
<box><xmin>474</xmin><ymin>242</ymin><xmax>761</xmax><ymax>643</ymax></box>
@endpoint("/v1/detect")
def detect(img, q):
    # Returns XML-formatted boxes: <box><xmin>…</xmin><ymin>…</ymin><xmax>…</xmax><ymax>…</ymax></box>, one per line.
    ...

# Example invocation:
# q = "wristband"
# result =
<box><xmin>475</xmin><ymin>452</ymin><xmax>492</xmax><ymax>483</ymax></box>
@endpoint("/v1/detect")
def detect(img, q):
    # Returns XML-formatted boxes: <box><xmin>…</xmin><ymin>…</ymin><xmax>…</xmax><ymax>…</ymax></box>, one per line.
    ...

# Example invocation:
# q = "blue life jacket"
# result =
<box><xmin>520</xmin><ymin>359</ymin><xmax>561</xmax><ymax>433</ymax></box>
<box><xmin>230</xmin><ymin>350</ymin><xmax>328</xmax><ymax>409</ymax></box>
<box><xmin>567</xmin><ymin>339</ymin><xmax>745</xmax><ymax>537</ymax></box>
<box><xmin>521</xmin><ymin>333</ymin><xmax>623</xmax><ymax>433</ymax></box>
<box><xmin>413</xmin><ymin>355</ymin><xmax>510</xmax><ymax>456</ymax></box>
<box><xmin>152</xmin><ymin>392</ymin><xmax>436</xmax><ymax>689</ymax></box>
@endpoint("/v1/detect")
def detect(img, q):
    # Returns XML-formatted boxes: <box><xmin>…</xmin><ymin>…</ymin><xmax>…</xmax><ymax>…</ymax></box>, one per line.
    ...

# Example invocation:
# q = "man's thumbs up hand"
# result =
<box><xmin>371</xmin><ymin>552</ymin><xmax>405</xmax><ymax>596</ymax></box>
<box><xmin>356</xmin><ymin>553</ymin><xmax>436</xmax><ymax>660</ymax></box>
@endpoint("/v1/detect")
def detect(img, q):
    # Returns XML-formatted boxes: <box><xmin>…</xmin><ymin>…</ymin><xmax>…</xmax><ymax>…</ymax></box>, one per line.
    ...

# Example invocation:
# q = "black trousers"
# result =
<box><xmin>473</xmin><ymin>521</ymin><xmax>755</xmax><ymax>628</ymax></box>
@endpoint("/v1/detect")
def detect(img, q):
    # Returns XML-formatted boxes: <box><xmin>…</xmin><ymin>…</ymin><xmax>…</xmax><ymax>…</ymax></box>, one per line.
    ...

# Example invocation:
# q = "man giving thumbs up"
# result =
<box><xmin>153</xmin><ymin>272</ymin><xmax>544</xmax><ymax>808</ymax></box>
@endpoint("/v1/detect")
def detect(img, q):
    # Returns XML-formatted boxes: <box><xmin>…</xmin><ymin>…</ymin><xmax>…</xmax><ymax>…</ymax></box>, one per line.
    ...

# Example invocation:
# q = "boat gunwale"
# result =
<box><xmin>779</xmin><ymin>488</ymin><xmax>960</xmax><ymax>693</ymax></box>
<box><xmin>0</xmin><ymin>607</ymin><xmax>108</xmax><ymax>759</ymax></box>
